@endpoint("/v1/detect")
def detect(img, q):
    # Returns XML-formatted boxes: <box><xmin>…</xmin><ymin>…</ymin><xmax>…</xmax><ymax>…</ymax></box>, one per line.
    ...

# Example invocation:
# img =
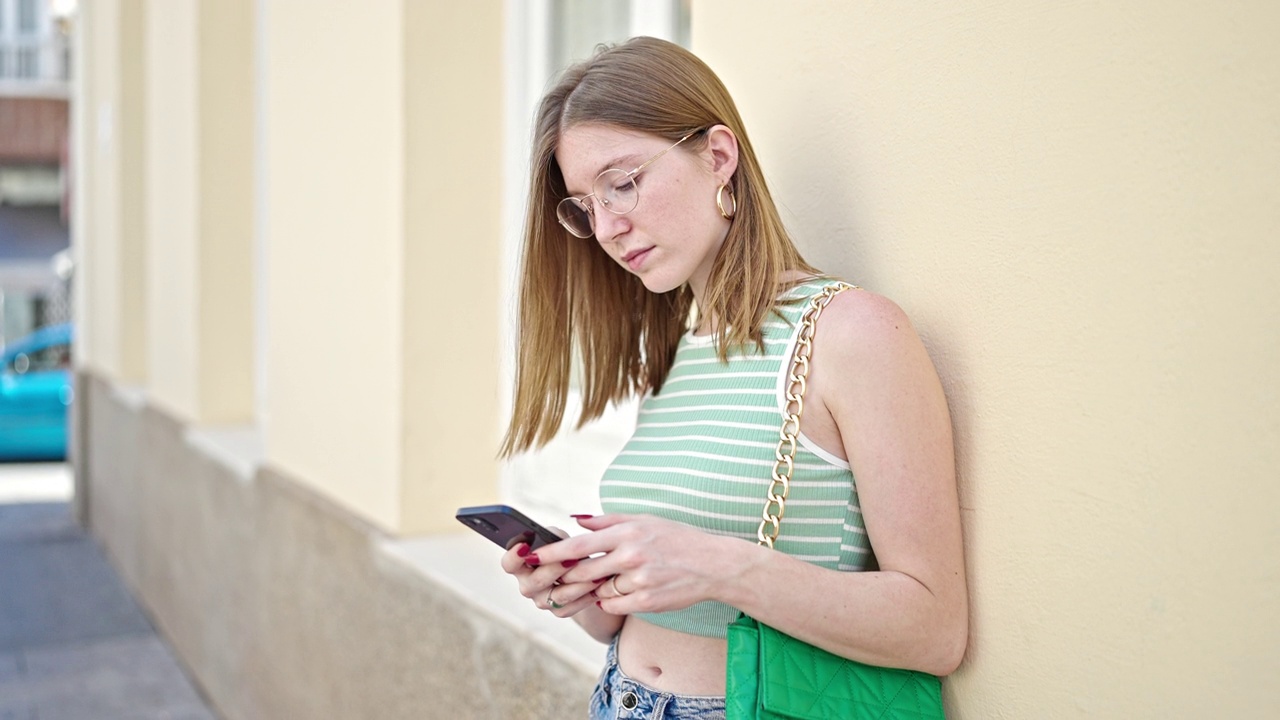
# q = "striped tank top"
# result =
<box><xmin>600</xmin><ymin>277</ymin><xmax>872</xmax><ymax>638</ymax></box>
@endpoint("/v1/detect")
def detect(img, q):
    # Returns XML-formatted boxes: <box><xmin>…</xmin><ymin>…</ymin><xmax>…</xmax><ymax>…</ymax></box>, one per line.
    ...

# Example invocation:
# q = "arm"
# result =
<box><xmin>541</xmin><ymin>291</ymin><xmax>969</xmax><ymax>674</ymax></box>
<box><xmin>735</xmin><ymin>290</ymin><xmax>967</xmax><ymax>674</ymax></box>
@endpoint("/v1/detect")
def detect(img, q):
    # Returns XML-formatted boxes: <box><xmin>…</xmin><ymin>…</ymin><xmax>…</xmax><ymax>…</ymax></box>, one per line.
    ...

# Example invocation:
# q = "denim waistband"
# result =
<box><xmin>588</xmin><ymin>639</ymin><xmax>726</xmax><ymax>720</ymax></box>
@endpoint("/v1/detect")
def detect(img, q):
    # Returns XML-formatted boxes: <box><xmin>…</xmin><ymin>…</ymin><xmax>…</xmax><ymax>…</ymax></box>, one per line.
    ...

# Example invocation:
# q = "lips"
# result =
<box><xmin>622</xmin><ymin>246</ymin><xmax>654</xmax><ymax>271</ymax></box>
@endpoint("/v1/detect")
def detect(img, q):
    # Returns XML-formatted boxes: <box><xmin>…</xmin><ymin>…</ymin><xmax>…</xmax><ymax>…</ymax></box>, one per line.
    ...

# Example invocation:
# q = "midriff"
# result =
<box><xmin>615</xmin><ymin>615</ymin><xmax>728</xmax><ymax>695</ymax></box>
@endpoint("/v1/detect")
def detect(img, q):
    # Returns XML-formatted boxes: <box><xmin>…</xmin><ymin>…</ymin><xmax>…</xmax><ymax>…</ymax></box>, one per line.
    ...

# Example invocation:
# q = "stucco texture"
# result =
<box><xmin>80</xmin><ymin>373</ymin><xmax>595</xmax><ymax>720</ymax></box>
<box><xmin>694</xmin><ymin>2</ymin><xmax>1280</xmax><ymax>717</ymax></box>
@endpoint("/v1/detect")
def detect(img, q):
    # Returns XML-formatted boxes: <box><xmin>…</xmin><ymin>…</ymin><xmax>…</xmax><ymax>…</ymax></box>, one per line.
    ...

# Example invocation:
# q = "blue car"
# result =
<box><xmin>0</xmin><ymin>323</ymin><xmax>73</xmax><ymax>461</ymax></box>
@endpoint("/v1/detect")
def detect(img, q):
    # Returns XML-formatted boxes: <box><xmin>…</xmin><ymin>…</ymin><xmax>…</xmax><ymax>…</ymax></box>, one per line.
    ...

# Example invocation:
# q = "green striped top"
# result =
<box><xmin>600</xmin><ymin>277</ymin><xmax>872</xmax><ymax>638</ymax></box>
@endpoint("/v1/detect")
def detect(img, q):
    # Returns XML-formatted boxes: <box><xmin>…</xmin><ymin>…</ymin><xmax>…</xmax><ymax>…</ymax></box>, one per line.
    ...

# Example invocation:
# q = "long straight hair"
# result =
<box><xmin>501</xmin><ymin>37</ymin><xmax>816</xmax><ymax>457</ymax></box>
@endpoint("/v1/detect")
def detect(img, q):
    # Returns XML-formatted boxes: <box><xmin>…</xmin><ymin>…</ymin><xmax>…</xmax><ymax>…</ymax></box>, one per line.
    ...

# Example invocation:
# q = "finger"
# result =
<box><xmin>529</xmin><ymin>528</ymin><xmax>625</xmax><ymax>566</ymax></box>
<box><xmin>572</xmin><ymin>513</ymin><xmax>635</xmax><ymax>531</ymax></box>
<box><xmin>558</xmin><ymin>555</ymin><xmax>620</xmax><ymax>586</ymax></box>
<box><xmin>499</xmin><ymin>542</ymin><xmax>537</xmax><ymax>574</ymax></box>
<box><xmin>594</xmin><ymin>577</ymin><xmax>645</xmax><ymax>615</ymax></box>
<box><xmin>546</xmin><ymin>586</ymin><xmax>603</xmax><ymax>618</ymax></box>
<box><xmin>516</xmin><ymin>563</ymin><xmax>574</xmax><ymax>599</ymax></box>
<box><xmin>561</xmin><ymin>577</ymin><xmax>610</xmax><ymax>604</ymax></box>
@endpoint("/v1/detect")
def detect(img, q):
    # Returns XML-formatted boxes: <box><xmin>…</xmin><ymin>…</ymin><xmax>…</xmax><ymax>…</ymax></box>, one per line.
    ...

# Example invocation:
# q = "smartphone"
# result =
<box><xmin>455</xmin><ymin>504</ymin><xmax>563</xmax><ymax>551</ymax></box>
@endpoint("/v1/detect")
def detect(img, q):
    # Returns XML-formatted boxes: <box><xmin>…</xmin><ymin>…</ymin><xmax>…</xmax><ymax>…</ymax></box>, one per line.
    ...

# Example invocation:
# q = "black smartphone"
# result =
<box><xmin>455</xmin><ymin>504</ymin><xmax>563</xmax><ymax>551</ymax></box>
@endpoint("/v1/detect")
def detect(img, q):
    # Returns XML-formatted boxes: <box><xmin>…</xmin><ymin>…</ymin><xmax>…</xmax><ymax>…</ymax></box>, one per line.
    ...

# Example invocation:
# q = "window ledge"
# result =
<box><xmin>376</xmin><ymin>531</ymin><xmax>607</xmax><ymax>678</ymax></box>
<box><xmin>184</xmin><ymin>424</ymin><xmax>264</xmax><ymax>485</ymax></box>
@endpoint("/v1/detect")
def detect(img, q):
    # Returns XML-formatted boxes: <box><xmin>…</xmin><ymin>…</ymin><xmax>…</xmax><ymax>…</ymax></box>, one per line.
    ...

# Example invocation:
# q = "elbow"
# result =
<box><xmin>925</xmin><ymin>613</ymin><xmax>969</xmax><ymax>677</ymax></box>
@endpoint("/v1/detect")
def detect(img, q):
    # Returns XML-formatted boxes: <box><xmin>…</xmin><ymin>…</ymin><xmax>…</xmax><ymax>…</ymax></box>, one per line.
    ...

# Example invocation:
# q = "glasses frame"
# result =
<box><xmin>556</xmin><ymin>129</ymin><xmax>701</xmax><ymax>239</ymax></box>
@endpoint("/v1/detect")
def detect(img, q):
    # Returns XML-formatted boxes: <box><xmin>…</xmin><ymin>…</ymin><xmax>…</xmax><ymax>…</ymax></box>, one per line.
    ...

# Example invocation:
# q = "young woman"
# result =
<box><xmin>499</xmin><ymin>37</ymin><xmax>967</xmax><ymax>719</ymax></box>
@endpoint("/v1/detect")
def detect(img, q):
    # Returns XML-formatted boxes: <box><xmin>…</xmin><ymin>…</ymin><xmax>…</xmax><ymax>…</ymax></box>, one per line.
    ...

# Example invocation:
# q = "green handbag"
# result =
<box><xmin>724</xmin><ymin>283</ymin><xmax>946</xmax><ymax>720</ymax></box>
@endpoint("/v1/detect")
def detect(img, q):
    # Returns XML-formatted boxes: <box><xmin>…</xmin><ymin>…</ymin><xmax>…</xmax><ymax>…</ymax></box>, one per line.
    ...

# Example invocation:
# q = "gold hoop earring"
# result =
<box><xmin>716</xmin><ymin>183</ymin><xmax>737</xmax><ymax>220</ymax></box>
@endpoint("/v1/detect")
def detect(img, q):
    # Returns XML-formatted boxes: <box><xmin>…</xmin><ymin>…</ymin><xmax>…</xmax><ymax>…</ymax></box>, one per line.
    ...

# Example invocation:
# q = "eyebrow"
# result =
<box><xmin>567</xmin><ymin>153</ymin><xmax>645</xmax><ymax>197</ymax></box>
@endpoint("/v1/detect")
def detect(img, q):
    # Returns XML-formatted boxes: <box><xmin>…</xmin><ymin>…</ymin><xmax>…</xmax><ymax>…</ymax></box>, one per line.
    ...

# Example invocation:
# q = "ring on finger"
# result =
<box><xmin>608</xmin><ymin>575</ymin><xmax>628</xmax><ymax>598</ymax></box>
<box><xmin>546</xmin><ymin>587</ymin><xmax>564</xmax><ymax>610</ymax></box>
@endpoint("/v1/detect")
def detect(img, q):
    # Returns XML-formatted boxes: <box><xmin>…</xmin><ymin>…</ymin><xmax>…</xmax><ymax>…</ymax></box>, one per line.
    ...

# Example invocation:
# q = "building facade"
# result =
<box><xmin>72</xmin><ymin>1</ymin><xmax>1280</xmax><ymax>718</ymax></box>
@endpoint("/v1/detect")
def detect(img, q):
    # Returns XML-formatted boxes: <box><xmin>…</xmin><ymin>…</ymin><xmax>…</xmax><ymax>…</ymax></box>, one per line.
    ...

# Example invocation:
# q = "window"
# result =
<box><xmin>500</xmin><ymin>0</ymin><xmax>691</xmax><ymax>524</ymax></box>
<box><xmin>18</xmin><ymin>0</ymin><xmax>36</xmax><ymax>35</ymax></box>
<box><xmin>15</xmin><ymin>44</ymin><xmax>35</xmax><ymax>77</ymax></box>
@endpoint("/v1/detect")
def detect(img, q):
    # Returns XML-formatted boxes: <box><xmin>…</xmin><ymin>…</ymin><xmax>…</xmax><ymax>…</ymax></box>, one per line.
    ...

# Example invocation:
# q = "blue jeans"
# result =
<box><xmin>588</xmin><ymin>639</ymin><xmax>726</xmax><ymax>720</ymax></box>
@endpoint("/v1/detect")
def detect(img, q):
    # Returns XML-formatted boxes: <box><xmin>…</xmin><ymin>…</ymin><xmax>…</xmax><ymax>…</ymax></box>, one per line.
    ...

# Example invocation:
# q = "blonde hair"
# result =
<box><xmin>501</xmin><ymin>36</ymin><xmax>816</xmax><ymax>456</ymax></box>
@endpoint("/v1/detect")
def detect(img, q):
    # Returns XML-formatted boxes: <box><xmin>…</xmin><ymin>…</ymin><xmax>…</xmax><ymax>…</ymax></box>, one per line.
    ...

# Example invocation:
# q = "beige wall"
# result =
<box><xmin>75</xmin><ymin>0</ymin><xmax>147</xmax><ymax>383</ymax></box>
<box><xmin>144</xmin><ymin>0</ymin><xmax>199</xmax><ymax>417</ymax></box>
<box><xmin>197</xmin><ymin>0</ymin><xmax>255</xmax><ymax>423</ymax></box>
<box><xmin>141</xmin><ymin>0</ymin><xmax>255</xmax><ymax>423</ymax></box>
<box><xmin>262</xmin><ymin>0</ymin><xmax>503</xmax><ymax>533</ymax></box>
<box><xmin>262</xmin><ymin>0</ymin><xmax>406</xmax><ymax>530</ymax></box>
<box><xmin>695</xmin><ymin>2</ymin><xmax>1280</xmax><ymax>716</ymax></box>
<box><xmin>80</xmin><ymin>0</ymin><xmax>503</xmax><ymax>536</ymax></box>
<box><xmin>400</xmin><ymin>2</ymin><xmax>504</xmax><ymax>533</ymax></box>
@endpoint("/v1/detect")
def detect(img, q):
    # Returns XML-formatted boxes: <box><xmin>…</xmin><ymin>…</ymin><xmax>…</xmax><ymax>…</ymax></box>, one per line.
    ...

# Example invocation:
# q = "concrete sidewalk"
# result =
<box><xmin>0</xmin><ymin>463</ymin><xmax>217</xmax><ymax>720</ymax></box>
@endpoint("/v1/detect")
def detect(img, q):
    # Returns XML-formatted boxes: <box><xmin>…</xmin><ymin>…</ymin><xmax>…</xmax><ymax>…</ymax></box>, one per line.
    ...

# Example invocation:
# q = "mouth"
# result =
<box><xmin>621</xmin><ymin>246</ymin><xmax>654</xmax><ymax>271</ymax></box>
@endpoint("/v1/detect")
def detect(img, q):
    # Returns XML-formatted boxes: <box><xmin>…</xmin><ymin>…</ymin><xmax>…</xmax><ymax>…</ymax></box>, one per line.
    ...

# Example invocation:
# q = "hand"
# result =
<box><xmin>532</xmin><ymin>514</ymin><xmax>744</xmax><ymax>616</ymax></box>
<box><xmin>498</xmin><ymin>528</ymin><xmax>603</xmax><ymax>618</ymax></box>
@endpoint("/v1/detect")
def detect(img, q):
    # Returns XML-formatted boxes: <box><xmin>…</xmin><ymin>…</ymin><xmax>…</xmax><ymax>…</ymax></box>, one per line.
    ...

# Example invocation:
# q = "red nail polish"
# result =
<box><xmin>592</xmin><ymin>577</ymin><xmax>609</xmax><ymax>584</ymax></box>
<box><xmin>515</xmin><ymin>544</ymin><xmax>530</xmax><ymax>558</ymax></box>
<box><xmin>526</xmin><ymin>554</ymin><xmax>541</xmax><ymax>566</ymax></box>
<box><xmin>570</xmin><ymin>514</ymin><xmax>594</xmax><ymax>519</ymax></box>
<box><xmin>596</xmin><ymin>601</ymin><xmax>603</xmax><ymax>608</ymax></box>
<box><xmin>562</xmin><ymin>559</ymin><xmax>578</xmax><ymax>568</ymax></box>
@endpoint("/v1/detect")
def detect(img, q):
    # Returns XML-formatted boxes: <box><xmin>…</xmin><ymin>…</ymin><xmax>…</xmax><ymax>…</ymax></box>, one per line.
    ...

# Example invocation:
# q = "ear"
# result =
<box><xmin>704</xmin><ymin>124</ymin><xmax>739</xmax><ymax>183</ymax></box>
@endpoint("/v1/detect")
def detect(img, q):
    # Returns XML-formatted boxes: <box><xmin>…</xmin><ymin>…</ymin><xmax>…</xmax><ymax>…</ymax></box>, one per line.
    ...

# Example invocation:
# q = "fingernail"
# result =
<box><xmin>592</xmin><ymin>577</ymin><xmax>609</xmax><ymax>584</ymax></box>
<box><xmin>596</xmin><ymin>601</ymin><xmax>603</xmax><ymax>608</ymax></box>
<box><xmin>562</xmin><ymin>559</ymin><xmax>578</xmax><ymax>568</ymax></box>
<box><xmin>570</xmin><ymin>514</ymin><xmax>594</xmax><ymax>519</ymax></box>
<box><xmin>525</xmin><ymin>554</ymin><xmax>541</xmax><ymax>566</ymax></box>
<box><xmin>515</xmin><ymin>544</ymin><xmax>530</xmax><ymax>558</ymax></box>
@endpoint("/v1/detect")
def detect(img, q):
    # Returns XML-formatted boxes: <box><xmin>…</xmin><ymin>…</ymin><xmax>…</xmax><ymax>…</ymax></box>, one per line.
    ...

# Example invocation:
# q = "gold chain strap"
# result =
<box><xmin>757</xmin><ymin>282</ymin><xmax>857</xmax><ymax>548</ymax></box>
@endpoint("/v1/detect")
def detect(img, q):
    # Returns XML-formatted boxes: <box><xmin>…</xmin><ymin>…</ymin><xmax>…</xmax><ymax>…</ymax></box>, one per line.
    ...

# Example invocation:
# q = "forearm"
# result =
<box><xmin>718</xmin><ymin>540</ymin><xmax>967</xmax><ymax>676</ymax></box>
<box><xmin>573</xmin><ymin>604</ymin><xmax>626</xmax><ymax>644</ymax></box>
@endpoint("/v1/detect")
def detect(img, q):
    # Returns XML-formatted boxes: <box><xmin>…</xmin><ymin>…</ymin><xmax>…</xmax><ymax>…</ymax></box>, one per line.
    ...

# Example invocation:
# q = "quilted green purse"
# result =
<box><xmin>725</xmin><ymin>283</ymin><xmax>946</xmax><ymax>720</ymax></box>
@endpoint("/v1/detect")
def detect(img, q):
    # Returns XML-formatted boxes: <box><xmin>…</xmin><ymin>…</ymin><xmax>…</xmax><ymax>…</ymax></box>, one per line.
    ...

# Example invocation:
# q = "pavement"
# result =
<box><xmin>0</xmin><ymin>463</ymin><xmax>218</xmax><ymax>720</ymax></box>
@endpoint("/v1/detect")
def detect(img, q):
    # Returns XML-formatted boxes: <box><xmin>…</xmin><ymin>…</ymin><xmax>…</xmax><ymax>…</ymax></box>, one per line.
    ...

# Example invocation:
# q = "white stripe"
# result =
<box><xmin>653</xmin><ymin>388</ymin><xmax>776</xmax><ymax>400</ymax></box>
<box><xmin>605</xmin><ymin>468</ymin><xmax>852</xmax><ymax>492</ymax></box>
<box><xmin>616</xmin><ymin>449</ymin><xmax>850</xmax><ymax>472</ymax></box>
<box><xmin>842</xmin><ymin>524</ymin><xmax>868</xmax><ymax>536</ymax></box>
<box><xmin>671</xmin><ymin>356</ymin><xmax>783</xmax><ymax>371</ymax></box>
<box><xmin>626</xmin><ymin>434</ymin><xmax>776</xmax><ymax>450</ymax></box>
<box><xmin>634</xmin><ymin>420</ymin><xmax>778</xmax><ymax>432</ymax></box>
<box><xmin>601</xmin><ymin>480</ymin><xmax>763</xmax><ymax>506</ymax></box>
<box><xmin>840</xmin><ymin>544</ymin><xmax>871</xmax><ymax>554</ymax></box>
<box><xmin>774</xmin><ymin>536</ymin><xmax>844</xmax><ymax>545</ymax></box>
<box><xmin>661</xmin><ymin>371</ymin><xmax>779</xmax><ymax>386</ymax></box>
<box><xmin>773</xmin><ymin>516</ymin><xmax>848</xmax><ymax>526</ymax></box>
<box><xmin>603</xmin><ymin>498</ymin><xmax>771</xmax><ymax>526</ymax></box>
<box><xmin>639</xmin><ymin>404</ymin><xmax>778</xmax><ymax>416</ymax></box>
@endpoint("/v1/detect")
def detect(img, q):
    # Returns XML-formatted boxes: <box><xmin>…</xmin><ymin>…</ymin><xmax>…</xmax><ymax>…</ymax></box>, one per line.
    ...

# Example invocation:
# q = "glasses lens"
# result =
<box><xmin>556</xmin><ymin>198</ymin><xmax>594</xmax><ymax>238</ymax></box>
<box><xmin>594</xmin><ymin>169</ymin><xmax>638</xmax><ymax>214</ymax></box>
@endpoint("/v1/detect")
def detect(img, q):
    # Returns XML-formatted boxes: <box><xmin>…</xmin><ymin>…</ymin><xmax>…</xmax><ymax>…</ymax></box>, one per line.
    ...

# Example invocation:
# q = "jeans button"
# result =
<box><xmin>620</xmin><ymin>690</ymin><xmax>639</xmax><ymax>710</ymax></box>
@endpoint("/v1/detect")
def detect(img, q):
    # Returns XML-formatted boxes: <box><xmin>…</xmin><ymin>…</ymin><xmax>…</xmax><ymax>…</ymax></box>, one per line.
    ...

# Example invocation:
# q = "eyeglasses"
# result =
<box><xmin>555</xmin><ymin>130</ymin><xmax>699</xmax><ymax>239</ymax></box>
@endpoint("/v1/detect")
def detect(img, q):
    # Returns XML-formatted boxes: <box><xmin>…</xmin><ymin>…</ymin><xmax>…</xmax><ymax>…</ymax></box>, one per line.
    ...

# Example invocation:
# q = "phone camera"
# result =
<box><xmin>465</xmin><ymin>516</ymin><xmax>498</xmax><ymax>533</ymax></box>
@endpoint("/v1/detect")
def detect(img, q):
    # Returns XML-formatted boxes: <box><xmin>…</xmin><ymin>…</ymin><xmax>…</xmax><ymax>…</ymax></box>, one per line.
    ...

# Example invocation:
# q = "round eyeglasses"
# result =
<box><xmin>555</xmin><ymin>130</ymin><xmax>699</xmax><ymax>239</ymax></box>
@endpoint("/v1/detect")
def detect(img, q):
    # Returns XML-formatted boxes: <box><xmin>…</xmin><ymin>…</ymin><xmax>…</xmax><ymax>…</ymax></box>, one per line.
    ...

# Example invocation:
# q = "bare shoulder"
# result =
<box><xmin>814</xmin><ymin>287</ymin><xmax>924</xmax><ymax>365</ymax></box>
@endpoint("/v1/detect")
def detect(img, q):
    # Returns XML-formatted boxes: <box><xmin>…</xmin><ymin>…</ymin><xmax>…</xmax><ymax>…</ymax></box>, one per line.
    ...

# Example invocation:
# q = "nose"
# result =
<box><xmin>592</xmin><ymin>209</ymin><xmax>630</xmax><ymax>244</ymax></box>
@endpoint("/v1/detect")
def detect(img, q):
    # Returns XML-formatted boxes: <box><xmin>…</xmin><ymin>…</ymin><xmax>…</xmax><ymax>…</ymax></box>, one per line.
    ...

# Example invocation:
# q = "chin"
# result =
<box><xmin>638</xmin><ymin>272</ymin><xmax>683</xmax><ymax>294</ymax></box>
